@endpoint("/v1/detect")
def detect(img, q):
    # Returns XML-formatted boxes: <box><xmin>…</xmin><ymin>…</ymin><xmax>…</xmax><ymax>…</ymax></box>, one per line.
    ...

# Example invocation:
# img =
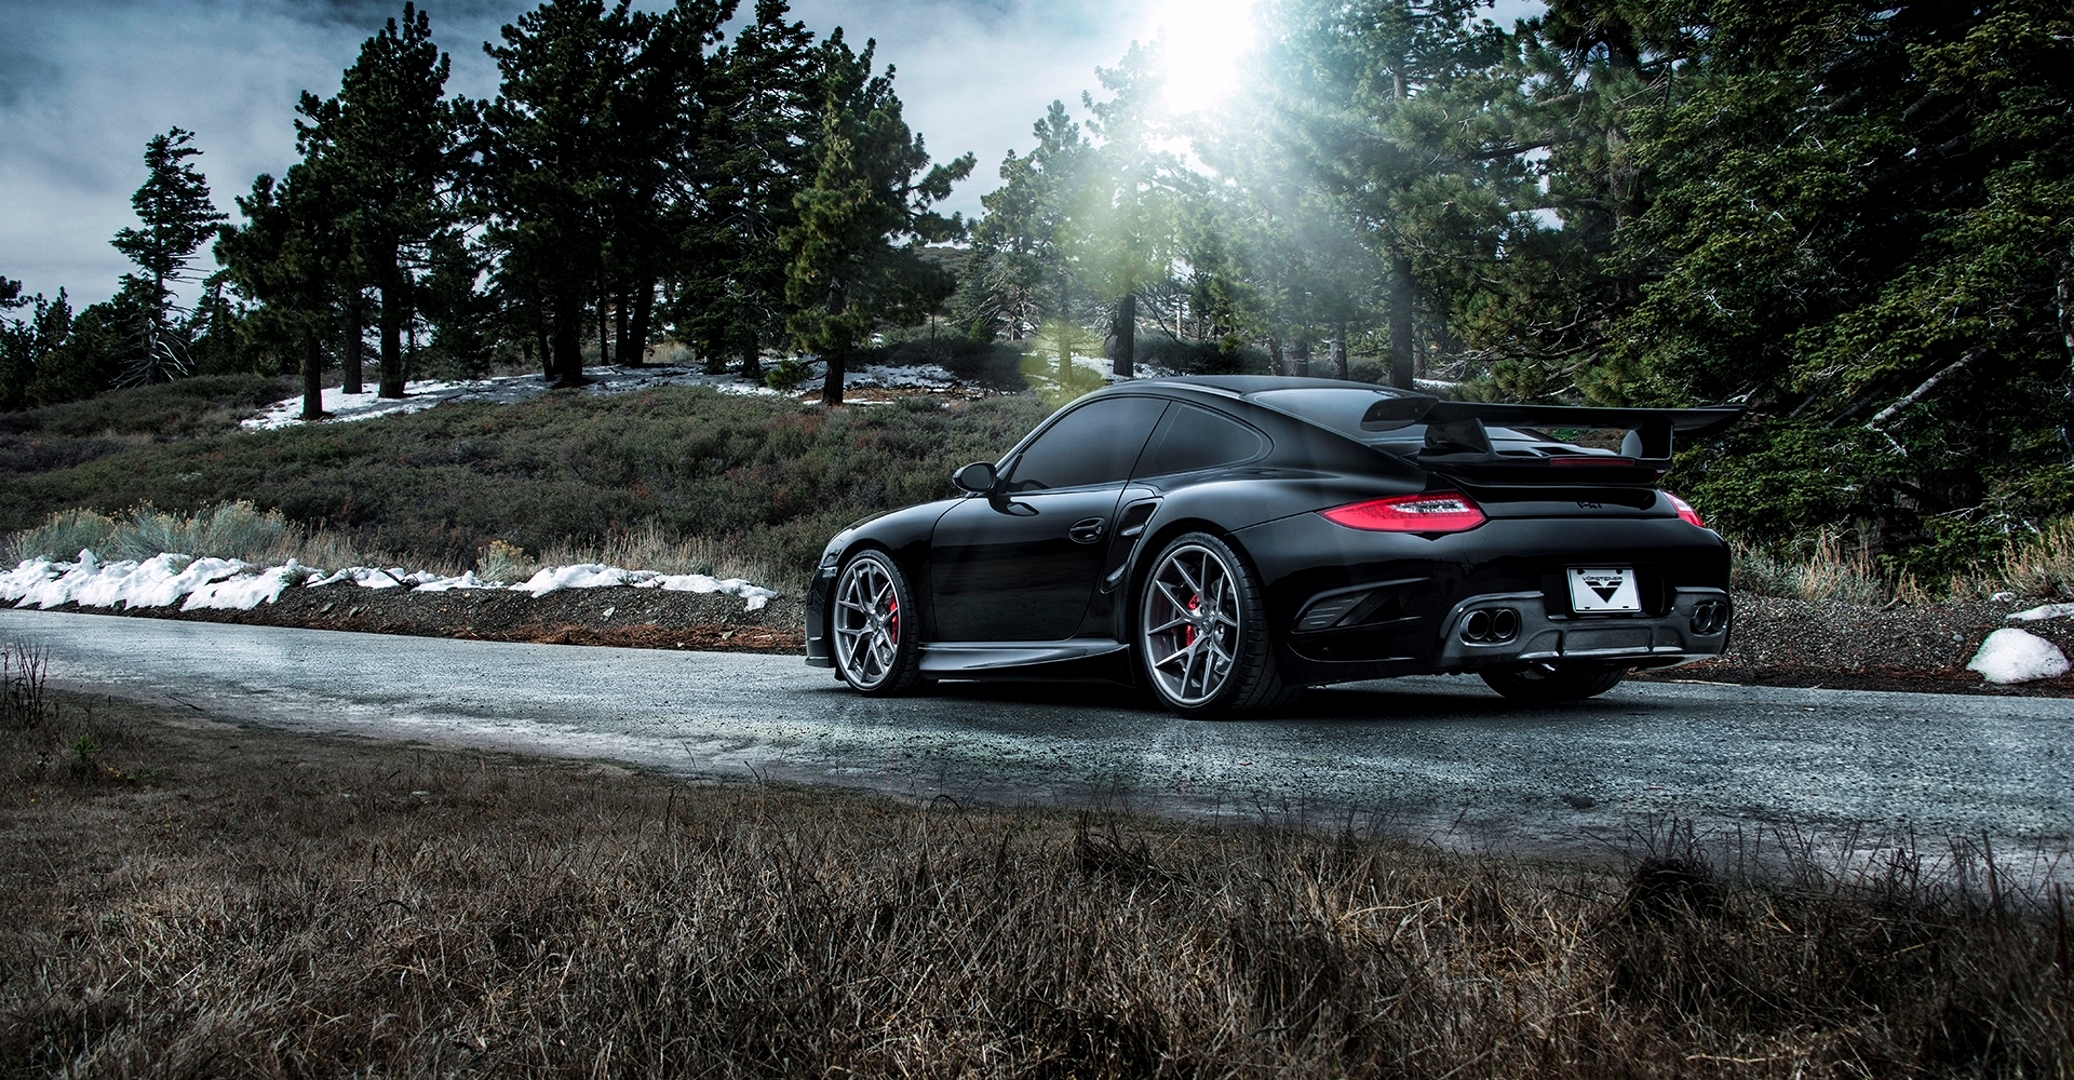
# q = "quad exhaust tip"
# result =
<box><xmin>1461</xmin><ymin>607</ymin><xmax>1520</xmax><ymax>644</ymax></box>
<box><xmin>1690</xmin><ymin>600</ymin><xmax>1730</xmax><ymax>636</ymax></box>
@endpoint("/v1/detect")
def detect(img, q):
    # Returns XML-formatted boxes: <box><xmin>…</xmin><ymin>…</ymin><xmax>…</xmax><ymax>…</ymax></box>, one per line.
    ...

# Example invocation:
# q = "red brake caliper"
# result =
<box><xmin>1182</xmin><ymin>594</ymin><xmax>1199</xmax><ymax>647</ymax></box>
<box><xmin>886</xmin><ymin>598</ymin><xmax>898</xmax><ymax>643</ymax></box>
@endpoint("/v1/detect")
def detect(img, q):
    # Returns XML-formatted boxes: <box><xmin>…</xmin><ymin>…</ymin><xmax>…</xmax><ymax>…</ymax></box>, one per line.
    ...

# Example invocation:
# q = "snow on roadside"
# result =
<box><xmin>1967</xmin><ymin>628</ymin><xmax>2072</xmax><ymax>684</ymax></box>
<box><xmin>2007</xmin><ymin>602</ymin><xmax>2074</xmax><ymax>623</ymax></box>
<box><xmin>2</xmin><ymin>550</ymin><xmax>776</xmax><ymax>614</ymax></box>
<box><xmin>241</xmin><ymin>361</ymin><xmax>962</xmax><ymax>430</ymax></box>
<box><xmin>511</xmin><ymin>564</ymin><xmax>777</xmax><ymax>610</ymax></box>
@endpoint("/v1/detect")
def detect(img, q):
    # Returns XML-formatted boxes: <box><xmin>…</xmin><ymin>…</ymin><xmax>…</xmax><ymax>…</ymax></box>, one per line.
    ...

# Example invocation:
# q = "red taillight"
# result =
<box><xmin>1319</xmin><ymin>493</ymin><xmax>1487</xmax><ymax>533</ymax></box>
<box><xmin>1665</xmin><ymin>491</ymin><xmax>1706</xmax><ymax>528</ymax></box>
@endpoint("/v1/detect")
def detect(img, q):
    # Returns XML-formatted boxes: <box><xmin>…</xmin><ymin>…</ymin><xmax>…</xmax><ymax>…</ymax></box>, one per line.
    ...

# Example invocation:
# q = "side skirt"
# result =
<box><xmin>919</xmin><ymin>639</ymin><xmax>1130</xmax><ymax>677</ymax></box>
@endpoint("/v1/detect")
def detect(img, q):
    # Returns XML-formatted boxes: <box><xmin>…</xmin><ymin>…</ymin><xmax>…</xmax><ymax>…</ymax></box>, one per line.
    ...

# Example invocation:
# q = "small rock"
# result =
<box><xmin>1561</xmin><ymin>793</ymin><xmax>1596</xmax><ymax>810</ymax></box>
<box><xmin>600</xmin><ymin>606</ymin><xmax>615</xmax><ymax>620</ymax></box>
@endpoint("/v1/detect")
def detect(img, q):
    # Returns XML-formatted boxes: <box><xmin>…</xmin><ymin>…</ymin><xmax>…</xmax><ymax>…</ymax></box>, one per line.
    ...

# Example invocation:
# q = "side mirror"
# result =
<box><xmin>952</xmin><ymin>461</ymin><xmax>998</xmax><ymax>494</ymax></box>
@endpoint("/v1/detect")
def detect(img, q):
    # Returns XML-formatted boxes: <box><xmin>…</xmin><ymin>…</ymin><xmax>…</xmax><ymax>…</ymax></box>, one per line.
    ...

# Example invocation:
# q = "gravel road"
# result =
<box><xmin>7</xmin><ymin>608</ymin><xmax>2070</xmax><ymax>881</ymax></box>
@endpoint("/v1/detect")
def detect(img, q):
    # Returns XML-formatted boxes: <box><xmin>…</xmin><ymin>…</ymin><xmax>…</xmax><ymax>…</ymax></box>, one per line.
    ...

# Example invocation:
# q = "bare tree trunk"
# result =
<box><xmin>626</xmin><ymin>282</ymin><xmax>654</xmax><ymax>368</ymax></box>
<box><xmin>1293</xmin><ymin>332</ymin><xmax>1312</xmax><ymax>378</ymax></box>
<box><xmin>2058</xmin><ymin>259</ymin><xmax>2073</xmax><ymax>459</ymax></box>
<box><xmin>739</xmin><ymin>330</ymin><xmax>761</xmax><ymax>381</ymax></box>
<box><xmin>552</xmin><ymin>293</ymin><xmax>584</xmax><ymax>387</ymax></box>
<box><xmin>596</xmin><ymin>289</ymin><xmax>612</xmax><ymax>367</ymax></box>
<box><xmin>300</xmin><ymin>328</ymin><xmax>325</xmax><ymax>421</ymax></box>
<box><xmin>342</xmin><ymin>299</ymin><xmax>364</xmax><ymax>395</ymax></box>
<box><xmin>821</xmin><ymin>281</ymin><xmax>847</xmax><ymax>406</ymax></box>
<box><xmin>1333</xmin><ymin>321</ymin><xmax>1349</xmax><ymax>380</ymax></box>
<box><xmin>1267</xmin><ymin>334</ymin><xmax>1284</xmax><ymax>377</ymax></box>
<box><xmin>614</xmin><ymin>289</ymin><xmax>633</xmax><ymax>365</ymax></box>
<box><xmin>1388</xmin><ymin>248</ymin><xmax>1415</xmax><ymax>390</ymax></box>
<box><xmin>378</xmin><ymin>281</ymin><xmax>405</xmax><ymax>399</ymax></box>
<box><xmin>1111</xmin><ymin>293</ymin><xmax>1136</xmax><ymax>379</ymax></box>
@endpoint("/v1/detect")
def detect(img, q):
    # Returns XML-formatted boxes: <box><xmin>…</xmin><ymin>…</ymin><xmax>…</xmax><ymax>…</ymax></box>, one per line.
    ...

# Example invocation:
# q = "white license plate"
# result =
<box><xmin>1568</xmin><ymin>567</ymin><xmax>1641</xmax><ymax>612</ymax></box>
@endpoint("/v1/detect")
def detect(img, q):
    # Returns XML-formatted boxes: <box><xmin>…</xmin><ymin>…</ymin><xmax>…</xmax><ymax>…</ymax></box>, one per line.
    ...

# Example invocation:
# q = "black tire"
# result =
<box><xmin>1137</xmin><ymin>531</ymin><xmax>1302</xmax><ymax>718</ymax></box>
<box><xmin>1480</xmin><ymin>662</ymin><xmax>1626</xmax><ymax>703</ymax></box>
<box><xmin>830</xmin><ymin>550</ymin><xmax>923</xmax><ymax>696</ymax></box>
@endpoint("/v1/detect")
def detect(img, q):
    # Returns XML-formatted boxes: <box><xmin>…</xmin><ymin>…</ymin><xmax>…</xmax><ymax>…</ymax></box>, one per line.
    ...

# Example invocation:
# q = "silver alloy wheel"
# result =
<box><xmin>832</xmin><ymin>554</ymin><xmax>903</xmax><ymax>690</ymax></box>
<box><xmin>1142</xmin><ymin>542</ymin><xmax>1242</xmax><ymax>707</ymax></box>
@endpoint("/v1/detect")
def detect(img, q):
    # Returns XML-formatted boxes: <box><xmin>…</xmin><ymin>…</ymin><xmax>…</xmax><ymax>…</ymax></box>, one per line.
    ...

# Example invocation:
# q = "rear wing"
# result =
<box><xmin>1360</xmin><ymin>397</ymin><xmax>1744</xmax><ymax>465</ymax></box>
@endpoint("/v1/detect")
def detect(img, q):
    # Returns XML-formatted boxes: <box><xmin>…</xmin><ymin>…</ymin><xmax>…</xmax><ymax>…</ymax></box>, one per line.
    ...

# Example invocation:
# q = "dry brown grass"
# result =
<box><xmin>0</xmin><ymin>679</ymin><xmax>2067</xmax><ymax>1077</ymax></box>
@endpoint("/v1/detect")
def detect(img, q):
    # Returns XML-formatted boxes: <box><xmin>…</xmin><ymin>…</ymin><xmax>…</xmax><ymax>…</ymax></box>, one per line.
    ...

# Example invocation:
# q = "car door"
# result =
<box><xmin>929</xmin><ymin>395</ymin><xmax>1170</xmax><ymax>641</ymax></box>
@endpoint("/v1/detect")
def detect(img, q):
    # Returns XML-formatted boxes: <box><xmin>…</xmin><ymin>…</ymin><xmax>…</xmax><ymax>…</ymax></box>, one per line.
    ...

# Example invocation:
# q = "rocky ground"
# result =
<box><xmin>18</xmin><ymin>579</ymin><xmax>2074</xmax><ymax>698</ymax></box>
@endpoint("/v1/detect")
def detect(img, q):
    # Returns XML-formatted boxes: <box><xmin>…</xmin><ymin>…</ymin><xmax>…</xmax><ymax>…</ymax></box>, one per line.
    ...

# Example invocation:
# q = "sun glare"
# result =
<box><xmin>1147</xmin><ymin>0</ymin><xmax>1260</xmax><ymax>115</ymax></box>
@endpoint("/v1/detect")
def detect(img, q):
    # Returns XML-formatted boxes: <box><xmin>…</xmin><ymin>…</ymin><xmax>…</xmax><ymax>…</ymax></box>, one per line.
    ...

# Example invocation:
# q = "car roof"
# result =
<box><xmin>1108</xmin><ymin>375</ymin><xmax>1425</xmax><ymax>400</ymax></box>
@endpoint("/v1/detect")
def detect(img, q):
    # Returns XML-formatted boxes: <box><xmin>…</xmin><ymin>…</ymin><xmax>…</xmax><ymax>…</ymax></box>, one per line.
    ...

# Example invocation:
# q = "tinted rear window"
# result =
<box><xmin>1135</xmin><ymin>405</ymin><xmax>1266</xmax><ymax>477</ymax></box>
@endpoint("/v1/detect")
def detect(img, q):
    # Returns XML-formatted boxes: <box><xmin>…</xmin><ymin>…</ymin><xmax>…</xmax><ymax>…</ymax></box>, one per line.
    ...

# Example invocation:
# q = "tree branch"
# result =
<box><xmin>1866</xmin><ymin>345</ymin><xmax>1988</xmax><ymax>428</ymax></box>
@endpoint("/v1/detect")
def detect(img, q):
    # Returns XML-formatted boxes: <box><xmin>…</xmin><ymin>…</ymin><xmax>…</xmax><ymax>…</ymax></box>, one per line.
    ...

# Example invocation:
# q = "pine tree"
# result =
<box><xmin>218</xmin><ymin>167</ymin><xmax>346</xmax><ymax>421</ymax></box>
<box><xmin>110</xmin><ymin>128</ymin><xmax>227</xmax><ymax>386</ymax></box>
<box><xmin>782</xmin><ymin>30</ymin><xmax>972</xmax><ymax>406</ymax></box>
<box><xmin>297</xmin><ymin>3</ymin><xmax>463</xmax><ymax>399</ymax></box>
<box><xmin>676</xmin><ymin>0</ymin><xmax>820</xmax><ymax>380</ymax></box>
<box><xmin>1068</xmin><ymin>44</ymin><xmax>1181</xmax><ymax>379</ymax></box>
<box><xmin>478</xmin><ymin>0</ymin><xmax>655</xmax><ymax>387</ymax></box>
<box><xmin>957</xmin><ymin>100</ymin><xmax>1090</xmax><ymax>383</ymax></box>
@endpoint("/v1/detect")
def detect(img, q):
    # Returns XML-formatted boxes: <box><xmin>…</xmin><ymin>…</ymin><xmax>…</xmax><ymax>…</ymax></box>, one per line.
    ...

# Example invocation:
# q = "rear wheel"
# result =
<box><xmin>831</xmin><ymin>551</ymin><xmax>922</xmax><ymax>695</ymax></box>
<box><xmin>1138</xmin><ymin>532</ymin><xmax>1301</xmax><ymax>717</ymax></box>
<box><xmin>1480</xmin><ymin>662</ymin><xmax>1626</xmax><ymax>703</ymax></box>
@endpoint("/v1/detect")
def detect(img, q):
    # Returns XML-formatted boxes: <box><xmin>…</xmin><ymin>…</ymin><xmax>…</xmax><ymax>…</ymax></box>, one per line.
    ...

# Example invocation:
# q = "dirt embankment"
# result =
<box><xmin>13</xmin><ymin>583</ymin><xmax>2074</xmax><ymax>697</ymax></box>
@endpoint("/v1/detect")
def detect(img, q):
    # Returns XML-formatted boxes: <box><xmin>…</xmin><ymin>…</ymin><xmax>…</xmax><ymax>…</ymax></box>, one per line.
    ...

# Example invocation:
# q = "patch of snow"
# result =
<box><xmin>182</xmin><ymin>561</ymin><xmax>318</xmax><ymax>611</ymax></box>
<box><xmin>5</xmin><ymin>550</ymin><xmax>779</xmax><ymax>614</ymax></box>
<box><xmin>241</xmin><ymin>360</ymin><xmax>978</xmax><ymax>430</ymax></box>
<box><xmin>1967</xmin><ymin>628</ymin><xmax>2071</xmax><ymax>684</ymax></box>
<box><xmin>1991</xmin><ymin>591</ymin><xmax>2019</xmax><ymax>602</ymax></box>
<box><xmin>2007</xmin><ymin>602</ymin><xmax>2074</xmax><ymax>623</ymax></box>
<box><xmin>509</xmin><ymin>563</ymin><xmax>776</xmax><ymax>610</ymax></box>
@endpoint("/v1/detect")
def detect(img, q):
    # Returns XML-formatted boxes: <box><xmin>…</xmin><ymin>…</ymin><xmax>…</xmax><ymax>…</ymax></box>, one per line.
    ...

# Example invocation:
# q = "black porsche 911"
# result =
<box><xmin>806</xmin><ymin>376</ymin><xmax>1740</xmax><ymax>716</ymax></box>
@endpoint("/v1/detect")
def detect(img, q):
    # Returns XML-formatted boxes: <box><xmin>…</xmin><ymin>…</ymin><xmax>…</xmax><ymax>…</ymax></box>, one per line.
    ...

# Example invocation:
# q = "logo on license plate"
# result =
<box><xmin>1568</xmin><ymin>567</ymin><xmax>1641</xmax><ymax>612</ymax></box>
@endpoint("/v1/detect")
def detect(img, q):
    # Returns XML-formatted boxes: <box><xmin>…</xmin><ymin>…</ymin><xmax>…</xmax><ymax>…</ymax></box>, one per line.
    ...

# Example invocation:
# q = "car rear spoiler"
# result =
<box><xmin>1360</xmin><ymin>396</ymin><xmax>1744</xmax><ymax>464</ymax></box>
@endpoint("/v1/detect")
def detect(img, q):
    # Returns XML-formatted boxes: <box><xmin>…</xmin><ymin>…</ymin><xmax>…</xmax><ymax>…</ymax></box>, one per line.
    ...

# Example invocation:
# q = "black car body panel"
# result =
<box><xmin>805</xmin><ymin>376</ymin><xmax>1740</xmax><ymax>697</ymax></box>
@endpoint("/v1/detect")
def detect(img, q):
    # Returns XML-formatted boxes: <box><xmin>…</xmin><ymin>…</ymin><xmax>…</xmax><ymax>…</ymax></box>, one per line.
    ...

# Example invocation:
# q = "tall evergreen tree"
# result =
<box><xmin>957</xmin><ymin>100</ymin><xmax>1091</xmax><ymax>383</ymax></box>
<box><xmin>110</xmin><ymin>127</ymin><xmax>227</xmax><ymax>386</ymax></box>
<box><xmin>477</xmin><ymin>0</ymin><xmax>654</xmax><ymax>387</ymax></box>
<box><xmin>782</xmin><ymin>30</ymin><xmax>972</xmax><ymax>406</ymax></box>
<box><xmin>218</xmin><ymin>166</ymin><xmax>347</xmax><ymax>421</ymax></box>
<box><xmin>1068</xmin><ymin>44</ymin><xmax>1181</xmax><ymax>379</ymax></box>
<box><xmin>676</xmin><ymin>0</ymin><xmax>819</xmax><ymax>380</ymax></box>
<box><xmin>297</xmin><ymin>3</ymin><xmax>464</xmax><ymax>399</ymax></box>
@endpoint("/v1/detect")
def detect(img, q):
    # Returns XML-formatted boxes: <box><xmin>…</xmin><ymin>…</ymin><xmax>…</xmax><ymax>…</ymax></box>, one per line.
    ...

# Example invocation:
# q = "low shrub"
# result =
<box><xmin>3</xmin><ymin>387</ymin><xmax>1055</xmax><ymax>591</ymax></box>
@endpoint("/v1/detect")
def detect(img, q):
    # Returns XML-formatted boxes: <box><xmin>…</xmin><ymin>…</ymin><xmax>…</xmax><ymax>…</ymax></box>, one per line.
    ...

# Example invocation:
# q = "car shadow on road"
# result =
<box><xmin>919</xmin><ymin>677</ymin><xmax>1644</xmax><ymax>724</ymax></box>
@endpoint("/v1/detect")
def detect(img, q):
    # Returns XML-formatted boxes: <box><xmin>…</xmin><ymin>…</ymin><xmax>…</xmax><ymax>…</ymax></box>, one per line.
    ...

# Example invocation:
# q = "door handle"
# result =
<box><xmin>1068</xmin><ymin>517</ymin><xmax>1106</xmax><ymax>544</ymax></box>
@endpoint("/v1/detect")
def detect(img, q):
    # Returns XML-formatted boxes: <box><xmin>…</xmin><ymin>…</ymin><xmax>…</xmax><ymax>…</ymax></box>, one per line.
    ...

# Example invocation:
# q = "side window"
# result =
<box><xmin>1006</xmin><ymin>397</ymin><xmax>1169</xmax><ymax>492</ymax></box>
<box><xmin>1134</xmin><ymin>405</ymin><xmax>1266</xmax><ymax>478</ymax></box>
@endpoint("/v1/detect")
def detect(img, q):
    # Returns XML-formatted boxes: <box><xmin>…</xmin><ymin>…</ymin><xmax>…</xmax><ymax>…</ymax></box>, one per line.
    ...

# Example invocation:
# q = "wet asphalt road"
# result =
<box><xmin>6</xmin><ymin>608</ymin><xmax>2071</xmax><ymax>874</ymax></box>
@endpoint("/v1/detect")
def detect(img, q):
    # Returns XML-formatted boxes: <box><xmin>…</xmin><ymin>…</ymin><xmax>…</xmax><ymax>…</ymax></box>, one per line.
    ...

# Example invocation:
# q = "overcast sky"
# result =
<box><xmin>0</xmin><ymin>0</ymin><xmax>1538</xmax><ymax>307</ymax></box>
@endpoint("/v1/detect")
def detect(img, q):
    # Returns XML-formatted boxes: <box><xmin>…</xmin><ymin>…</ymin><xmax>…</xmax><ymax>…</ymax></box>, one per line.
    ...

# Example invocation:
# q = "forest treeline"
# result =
<box><xmin>2</xmin><ymin>0</ymin><xmax>2070</xmax><ymax>577</ymax></box>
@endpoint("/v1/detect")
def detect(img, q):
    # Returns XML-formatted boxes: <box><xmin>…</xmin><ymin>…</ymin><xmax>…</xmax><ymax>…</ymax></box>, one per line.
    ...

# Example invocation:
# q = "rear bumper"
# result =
<box><xmin>1236</xmin><ymin>511</ymin><xmax>1733</xmax><ymax>687</ymax></box>
<box><xmin>1428</xmin><ymin>587</ymin><xmax>1731</xmax><ymax>671</ymax></box>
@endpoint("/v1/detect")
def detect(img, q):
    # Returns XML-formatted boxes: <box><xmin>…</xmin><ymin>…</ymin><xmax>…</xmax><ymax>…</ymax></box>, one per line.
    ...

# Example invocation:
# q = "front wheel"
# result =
<box><xmin>831</xmin><ymin>550</ymin><xmax>922</xmax><ymax>695</ymax></box>
<box><xmin>1480</xmin><ymin>662</ymin><xmax>1626</xmax><ymax>703</ymax></box>
<box><xmin>1138</xmin><ymin>532</ymin><xmax>1301</xmax><ymax>717</ymax></box>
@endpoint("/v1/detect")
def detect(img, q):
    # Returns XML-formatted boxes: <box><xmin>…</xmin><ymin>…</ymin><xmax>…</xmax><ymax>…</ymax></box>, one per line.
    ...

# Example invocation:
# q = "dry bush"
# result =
<box><xmin>2001</xmin><ymin>518</ymin><xmax>2074</xmax><ymax>599</ymax></box>
<box><xmin>1731</xmin><ymin>533</ymin><xmax>1889</xmax><ymax>604</ymax></box>
<box><xmin>1</xmin><ymin>698</ymin><xmax>2067</xmax><ymax>1078</ymax></box>
<box><xmin>534</xmin><ymin>521</ymin><xmax>780</xmax><ymax>586</ymax></box>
